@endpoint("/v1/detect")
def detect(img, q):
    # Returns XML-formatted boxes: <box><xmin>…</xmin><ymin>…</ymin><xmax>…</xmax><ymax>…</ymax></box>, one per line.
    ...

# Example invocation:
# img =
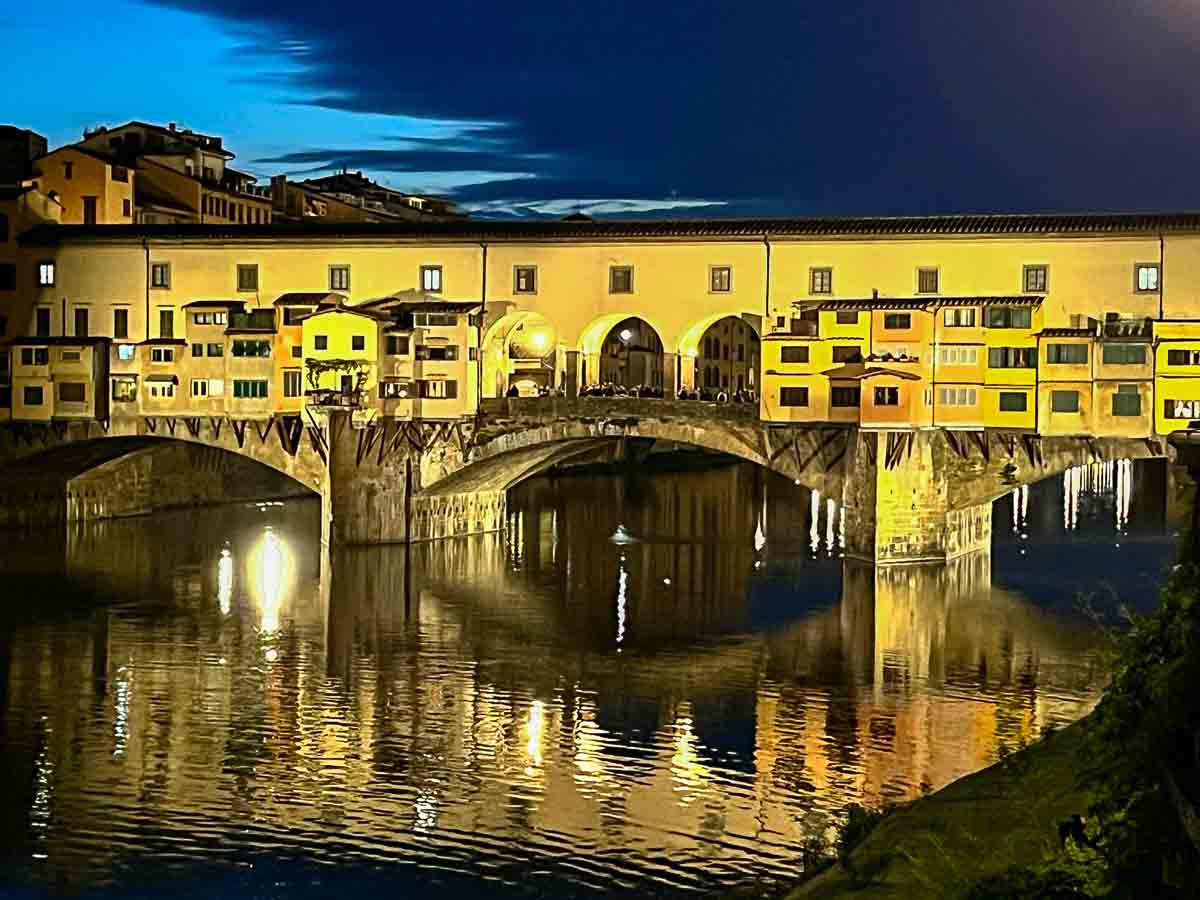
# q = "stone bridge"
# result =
<box><xmin>0</xmin><ymin>400</ymin><xmax>1172</xmax><ymax>564</ymax></box>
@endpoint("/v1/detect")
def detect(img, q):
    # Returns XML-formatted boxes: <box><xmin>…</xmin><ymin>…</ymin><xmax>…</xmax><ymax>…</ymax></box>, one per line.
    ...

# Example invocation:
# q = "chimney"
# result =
<box><xmin>270</xmin><ymin>174</ymin><xmax>287</xmax><ymax>211</ymax></box>
<box><xmin>168</xmin><ymin>122</ymin><xmax>176</xmax><ymax>132</ymax></box>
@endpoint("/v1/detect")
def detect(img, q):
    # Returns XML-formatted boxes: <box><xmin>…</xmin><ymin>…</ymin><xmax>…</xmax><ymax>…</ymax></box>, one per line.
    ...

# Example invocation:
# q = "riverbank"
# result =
<box><xmin>788</xmin><ymin>718</ymin><xmax>1104</xmax><ymax>899</ymax></box>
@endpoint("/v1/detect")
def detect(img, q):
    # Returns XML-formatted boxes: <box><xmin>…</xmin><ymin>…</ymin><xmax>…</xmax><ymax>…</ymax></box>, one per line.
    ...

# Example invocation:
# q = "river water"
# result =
<box><xmin>0</xmin><ymin>458</ymin><xmax>1180</xmax><ymax>898</ymax></box>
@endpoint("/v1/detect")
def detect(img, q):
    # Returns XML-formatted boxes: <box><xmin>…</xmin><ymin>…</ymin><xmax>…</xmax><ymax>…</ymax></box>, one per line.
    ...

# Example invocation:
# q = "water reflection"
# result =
<box><xmin>0</xmin><ymin>461</ymin><xmax>1179</xmax><ymax>897</ymax></box>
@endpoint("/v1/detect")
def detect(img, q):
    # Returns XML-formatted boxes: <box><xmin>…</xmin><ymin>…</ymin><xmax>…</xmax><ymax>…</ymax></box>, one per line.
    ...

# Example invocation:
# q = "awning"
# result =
<box><xmin>275</xmin><ymin>291</ymin><xmax>344</xmax><ymax>307</ymax></box>
<box><xmin>144</xmin><ymin>374</ymin><xmax>178</xmax><ymax>384</ymax></box>
<box><xmin>183</xmin><ymin>299</ymin><xmax>246</xmax><ymax>309</ymax></box>
<box><xmin>821</xmin><ymin>364</ymin><xmax>922</xmax><ymax>381</ymax></box>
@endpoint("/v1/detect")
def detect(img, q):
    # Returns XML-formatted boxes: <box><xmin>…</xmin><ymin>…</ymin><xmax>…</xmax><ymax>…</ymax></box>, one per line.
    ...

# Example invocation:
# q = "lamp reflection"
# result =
<box><xmin>526</xmin><ymin>699</ymin><xmax>545</xmax><ymax>774</ymax></box>
<box><xmin>217</xmin><ymin>547</ymin><xmax>233</xmax><ymax>615</ymax></box>
<box><xmin>247</xmin><ymin>527</ymin><xmax>295</xmax><ymax>637</ymax></box>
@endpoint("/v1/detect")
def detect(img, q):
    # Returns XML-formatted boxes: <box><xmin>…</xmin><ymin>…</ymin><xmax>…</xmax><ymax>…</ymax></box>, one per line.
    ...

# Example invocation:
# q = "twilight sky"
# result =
<box><xmin>3</xmin><ymin>0</ymin><xmax>1199</xmax><ymax>217</ymax></box>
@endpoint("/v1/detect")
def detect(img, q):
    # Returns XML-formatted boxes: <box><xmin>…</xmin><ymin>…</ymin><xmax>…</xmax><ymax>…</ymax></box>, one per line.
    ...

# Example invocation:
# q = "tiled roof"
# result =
<box><xmin>274</xmin><ymin>292</ymin><xmax>343</xmax><ymax>306</ymax></box>
<box><xmin>1038</xmin><ymin>327</ymin><xmax>1096</xmax><ymax>337</ymax></box>
<box><xmin>182</xmin><ymin>299</ymin><xmax>246</xmax><ymax>308</ymax></box>
<box><xmin>799</xmin><ymin>295</ymin><xmax>1043</xmax><ymax>311</ymax></box>
<box><xmin>18</xmin><ymin>211</ymin><xmax>1200</xmax><ymax>245</ymax></box>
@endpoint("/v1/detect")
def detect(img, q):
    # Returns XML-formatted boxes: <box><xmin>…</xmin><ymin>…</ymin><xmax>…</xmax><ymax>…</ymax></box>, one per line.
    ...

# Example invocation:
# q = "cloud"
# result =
<box><xmin>144</xmin><ymin>0</ymin><xmax>1200</xmax><ymax>216</ymax></box>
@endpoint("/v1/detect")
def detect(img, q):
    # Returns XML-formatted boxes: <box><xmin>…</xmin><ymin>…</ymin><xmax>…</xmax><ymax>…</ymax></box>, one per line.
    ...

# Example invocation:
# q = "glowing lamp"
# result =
<box><xmin>620</xmin><ymin>328</ymin><xmax>633</xmax><ymax>342</ymax></box>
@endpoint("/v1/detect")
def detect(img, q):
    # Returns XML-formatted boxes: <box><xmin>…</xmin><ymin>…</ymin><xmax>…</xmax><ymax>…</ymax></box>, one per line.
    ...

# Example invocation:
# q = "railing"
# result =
<box><xmin>306</xmin><ymin>389</ymin><xmax>362</xmax><ymax>409</ymax></box>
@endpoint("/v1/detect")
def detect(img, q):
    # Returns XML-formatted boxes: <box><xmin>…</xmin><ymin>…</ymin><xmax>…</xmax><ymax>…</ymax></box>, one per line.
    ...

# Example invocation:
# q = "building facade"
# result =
<box><xmin>0</xmin><ymin>214</ymin><xmax>1199</xmax><ymax>436</ymax></box>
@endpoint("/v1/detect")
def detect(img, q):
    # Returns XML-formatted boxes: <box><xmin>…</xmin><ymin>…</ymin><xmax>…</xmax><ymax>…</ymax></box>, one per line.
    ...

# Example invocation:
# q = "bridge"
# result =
<box><xmin>0</xmin><ymin>398</ymin><xmax>1171</xmax><ymax>564</ymax></box>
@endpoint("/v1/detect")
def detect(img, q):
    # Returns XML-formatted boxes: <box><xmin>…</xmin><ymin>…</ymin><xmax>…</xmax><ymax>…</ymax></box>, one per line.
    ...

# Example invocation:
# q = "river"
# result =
<box><xmin>0</xmin><ymin>458</ymin><xmax>1180</xmax><ymax>897</ymax></box>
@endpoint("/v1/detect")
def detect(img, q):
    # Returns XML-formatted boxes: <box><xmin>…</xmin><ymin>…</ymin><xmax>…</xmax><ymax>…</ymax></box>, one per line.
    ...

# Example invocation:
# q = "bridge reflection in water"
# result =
<box><xmin>0</xmin><ymin>459</ymin><xmax>1178</xmax><ymax>896</ymax></box>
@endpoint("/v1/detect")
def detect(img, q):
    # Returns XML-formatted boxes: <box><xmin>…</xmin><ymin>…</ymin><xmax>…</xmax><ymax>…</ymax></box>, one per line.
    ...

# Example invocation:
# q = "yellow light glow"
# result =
<box><xmin>525</xmin><ymin>699</ymin><xmax>545</xmax><ymax>773</ymax></box>
<box><xmin>530</xmin><ymin>330</ymin><xmax>548</xmax><ymax>350</ymax></box>
<box><xmin>217</xmin><ymin>548</ymin><xmax>233</xmax><ymax>615</ymax></box>
<box><xmin>247</xmin><ymin>527</ymin><xmax>295</xmax><ymax>635</ymax></box>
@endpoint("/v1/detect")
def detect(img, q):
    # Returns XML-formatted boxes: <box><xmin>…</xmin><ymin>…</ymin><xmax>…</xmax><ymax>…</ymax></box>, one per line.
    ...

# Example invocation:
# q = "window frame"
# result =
<box><xmin>1045</xmin><ymin>343</ymin><xmax>1089</xmax><ymax>365</ymax></box>
<box><xmin>1102</xmin><ymin>343</ymin><xmax>1147</xmax><ymax>365</ymax></box>
<box><xmin>1135</xmin><ymin>263</ymin><xmax>1161</xmax><ymax>293</ymax></box>
<box><xmin>609</xmin><ymin>265</ymin><xmax>634</xmax><ymax>294</ymax></box>
<box><xmin>236</xmin><ymin>264</ymin><xmax>259</xmax><ymax>292</ymax></box>
<box><xmin>943</xmin><ymin>308</ymin><xmax>976</xmax><ymax>327</ymax></box>
<box><xmin>37</xmin><ymin>261</ymin><xmax>55</xmax><ymax>287</ymax></box>
<box><xmin>1050</xmin><ymin>390</ymin><xmax>1080</xmax><ymax>413</ymax></box>
<box><xmin>329</xmin><ymin>264</ymin><xmax>351</xmax><ymax>292</ymax></box>
<box><xmin>150</xmin><ymin>262</ymin><xmax>171</xmax><ymax>289</ymax></box>
<box><xmin>513</xmin><ymin>265</ymin><xmax>538</xmax><ymax>295</ymax></box>
<box><xmin>998</xmin><ymin>391</ymin><xmax>1028</xmax><ymax>412</ymax></box>
<box><xmin>830</xmin><ymin>386</ymin><xmax>861</xmax><ymax>407</ymax></box>
<box><xmin>916</xmin><ymin>267</ymin><xmax>939</xmax><ymax>295</ymax></box>
<box><xmin>1023</xmin><ymin>264</ymin><xmax>1048</xmax><ymax>293</ymax></box>
<box><xmin>421</xmin><ymin>264</ymin><xmax>443</xmax><ymax>293</ymax></box>
<box><xmin>709</xmin><ymin>265</ymin><xmax>732</xmax><ymax>293</ymax></box>
<box><xmin>314</xmin><ymin>335</ymin><xmax>328</xmax><ymax>351</ymax></box>
<box><xmin>351</xmin><ymin>335</ymin><xmax>366</xmax><ymax>352</ymax></box>
<box><xmin>873</xmin><ymin>385</ymin><xmax>900</xmax><ymax>406</ymax></box>
<box><xmin>883</xmin><ymin>312</ymin><xmax>912</xmax><ymax>330</ymax></box>
<box><xmin>283</xmin><ymin>369</ymin><xmax>303</xmax><ymax>398</ymax></box>
<box><xmin>779</xmin><ymin>386</ymin><xmax>809</xmax><ymax>407</ymax></box>
<box><xmin>1112</xmin><ymin>384</ymin><xmax>1142</xmax><ymax>417</ymax></box>
<box><xmin>809</xmin><ymin>267</ymin><xmax>833</xmax><ymax>295</ymax></box>
<box><xmin>780</xmin><ymin>345</ymin><xmax>810</xmax><ymax>364</ymax></box>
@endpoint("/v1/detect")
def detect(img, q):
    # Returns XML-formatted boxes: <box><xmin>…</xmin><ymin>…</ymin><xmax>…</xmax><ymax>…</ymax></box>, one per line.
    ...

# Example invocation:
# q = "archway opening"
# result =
<box><xmin>587</xmin><ymin>316</ymin><xmax>664</xmax><ymax>393</ymax></box>
<box><xmin>678</xmin><ymin>315</ymin><xmax>760</xmax><ymax>400</ymax></box>
<box><xmin>481</xmin><ymin>312</ymin><xmax>560</xmax><ymax>398</ymax></box>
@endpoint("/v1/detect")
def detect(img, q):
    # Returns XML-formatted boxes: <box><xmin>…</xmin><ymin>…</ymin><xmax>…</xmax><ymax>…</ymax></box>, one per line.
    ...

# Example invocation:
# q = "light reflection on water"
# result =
<box><xmin>0</xmin><ymin>459</ymin><xmax>1180</xmax><ymax>897</ymax></box>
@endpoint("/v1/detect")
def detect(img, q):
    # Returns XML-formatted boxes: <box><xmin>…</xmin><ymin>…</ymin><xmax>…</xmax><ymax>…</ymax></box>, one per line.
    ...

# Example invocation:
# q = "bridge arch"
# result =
<box><xmin>577</xmin><ymin>314</ymin><xmax>668</xmax><ymax>392</ymax></box>
<box><xmin>481</xmin><ymin>310</ymin><xmax>560</xmax><ymax>398</ymax></box>
<box><xmin>676</xmin><ymin>313</ymin><xmax>761</xmax><ymax>396</ymax></box>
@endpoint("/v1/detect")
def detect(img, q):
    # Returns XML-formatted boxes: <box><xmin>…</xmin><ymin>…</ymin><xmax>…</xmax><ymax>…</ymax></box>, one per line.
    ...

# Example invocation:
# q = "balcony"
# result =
<box><xmin>227</xmin><ymin>310</ymin><xmax>276</xmax><ymax>332</ymax></box>
<box><xmin>306</xmin><ymin>388</ymin><xmax>362</xmax><ymax>409</ymax></box>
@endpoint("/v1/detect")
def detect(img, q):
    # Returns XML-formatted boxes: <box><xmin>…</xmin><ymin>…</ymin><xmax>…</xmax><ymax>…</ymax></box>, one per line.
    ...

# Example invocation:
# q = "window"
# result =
<box><xmin>314</xmin><ymin>335</ymin><xmax>328</xmax><ymax>350</ymax></box>
<box><xmin>117</xmin><ymin>344</ymin><xmax>135</xmax><ymax>361</ymax></box>
<box><xmin>147</xmin><ymin>382</ymin><xmax>175</xmax><ymax>399</ymax></box>
<box><xmin>1165</xmin><ymin>399</ymin><xmax>1200</xmax><ymax>419</ymax></box>
<box><xmin>196</xmin><ymin>311</ymin><xmax>228</xmax><ymax>326</ymax></box>
<box><xmin>123</xmin><ymin>199</ymin><xmax>131</xmax><ymax>217</ymax></box>
<box><xmin>1051</xmin><ymin>390</ymin><xmax>1080</xmax><ymax>413</ymax></box>
<box><xmin>1024</xmin><ymin>265</ymin><xmax>1048</xmax><ymax>293</ymax></box>
<box><xmin>937</xmin><ymin>387</ymin><xmax>977</xmax><ymax>406</ymax></box>
<box><xmin>73</xmin><ymin>307</ymin><xmax>89</xmax><ymax>338</ymax></box>
<box><xmin>20</xmin><ymin>348</ymin><xmax>49</xmax><ymax>366</ymax></box>
<box><xmin>413</xmin><ymin>312</ymin><xmax>459</xmax><ymax>327</ymax></box>
<box><xmin>710</xmin><ymin>266</ymin><xmax>731</xmax><ymax>292</ymax></box>
<box><xmin>780</xmin><ymin>345</ymin><xmax>810</xmax><ymax>363</ymax></box>
<box><xmin>23</xmin><ymin>385</ymin><xmax>43</xmax><ymax>406</ymax></box>
<box><xmin>63</xmin><ymin>161</ymin><xmax>72</xmax><ymax>179</ymax></box>
<box><xmin>237</xmin><ymin>264</ymin><xmax>259</xmax><ymax>292</ymax></box>
<box><xmin>421</xmin><ymin>265</ymin><xmax>443</xmax><ymax>292</ymax></box>
<box><xmin>988</xmin><ymin>346</ymin><xmax>1038</xmax><ymax>368</ymax></box>
<box><xmin>329</xmin><ymin>265</ymin><xmax>350</xmax><ymax>291</ymax></box>
<box><xmin>810</xmin><ymin>268</ymin><xmax>833</xmax><ymax>294</ymax></box>
<box><xmin>609</xmin><ymin>265</ymin><xmax>634</xmax><ymax>294</ymax></box>
<box><xmin>779</xmin><ymin>387</ymin><xmax>809</xmax><ymax>407</ymax></box>
<box><xmin>352</xmin><ymin>335</ymin><xmax>365</xmax><ymax>351</ymax></box>
<box><xmin>415</xmin><ymin>345</ymin><xmax>459</xmax><ymax>361</ymax></box>
<box><xmin>151</xmin><ymin>347</ymin><xmax>174</xmax><ymax>363</ymax></box>
<box><xmin>37</xmin><ymin>261</ymin><xmax>55</xmax><ymax>287</ymax></box>
<box><xmin>1135</xmin><ymin>263</ymin><xmax>1160</xmax><ymax>293</ymax></box>
<box><xmin>1167</xmin><ymin>349</ymin><xmax>1200</xmax><ymax>366</ymax></box>
<box><xmin>874</xmin><ymin>386</ymin><xmax>900</xmax><ymax>406</ymax></box>
<box><xmin>386</xmin><ymin>335</ymin><xmax>410</xmax><ymax>355</ymax></box>
<box><xmin>831</xmin><ymin>345</ymin><xmax>862</xmax><ymax>363</ymax></box>
<box><xmin>113</xmin><ymin>166</ymin><xmax>128</xmax><ymax>183</ymax></box>
<box><xmin>418</xmin><ymin>379</ymin><xmax>458</xmax><ymax>399</ymax></box>
<box><xmin>835</xmin><ymin>310</ymin><xmax>858</xmax><ymax>325</ymax></box>
<box><xmin>999</xmin><ymin>391</ymin><xmax>1028</xmax><ymax>412</ymax></box>
<box><xmin>284</xmin><ymin>370</ymin><xmax>303</xmax><ymax>398</ymax></box>
<box><xmin>883</xmin><ymin>313</ymin><xmax>911</xmax><ymax>330</ymax></box>
<box><xmin>381</xmin><ymin>381</ymin><xmax>413</xmax><ymax>400</ymax></box>
<box><xmin>831</xmin><ymin>386</ymin><xmax>860</xmax><ymax>407</ymax></box>
<box><xmin>1112</xmin><ymin>384</ymin><xmax>1141</xmax><ymax>417</ymax></box>
<box><xmin>0</xmin><ymin>263</ymin><xmax>14</xmax><ymax>290</ymax></box>
<box><xmin>191</xmin><ymin>379</ymin><xmax>209</xmax><ymax>397</ymax></box>
<box><xmin>943</xmin><ymin>308</ymin><xmax>976</xmax><ymax>327</ymax></box>
<box><xmin>1103</xmin><ymin>343</ymin><xmax>1146</xmax><ymax>365</ymax></box>
<box><xmin>232</xmin><ymin>339</ymin><xmax>271</xmax><ymax>357</ymax></box>
<box><xmin>112</xmin><ymin>378</ymin><xmax>137</xmax><ymax>402</ymax></box>
<box><xmin>1046</xmin><ymin>343</ymin><xmax>1088</xmax><ymax>364</ymax></box>
<box><xmin>35</xmin><ymin>307</ymin><xmax>50</xmax><ymax>337</ymax></box>
<box><xmin>0</xmin><ymin>314</ymin><xmax>6</xmax><ymax>336</ymax></box>
<box><xmin>208</xmin><ymin>343</ymin><xmax>224</xmax><ymax>357</ymax></box>
<box><xmin>191</xmin><ymin>343</ymin><xmax>204</xmax><ymax>358</ymax></box>
<box><xmin>159</xmin><ymin>308</ymin><xmax>174</xmax><ymax>338</ymax></box>
<box><xmin>208</xmin><ymin>379</ymin><xmax>225</xmax><ymax>397</ymax></box>
<box><xmin>514</xmin><ymin>266</ymin><xmax>537</xmax><ymax>294</ymax></box>
<box><xmin>291</xmin><ymin>345</ymin><xmax>302</xmax><ymax>358</ymax></box>
<box><xmin>937</xmin><ymin>346</ymin><xmax>979</xmax><ymax>365</ymax></box>
<box><xmin>986</xmin><ymin>306</ymin><xmax>1033</xmax><ymax>329</ymax></box>
<box><xmin>233</xmin><ymin>379</ymin><xmax>269</xmax><ymax>399</ymax></box>
<box><xmin>113</xmin><ymin>308</ymin><xmax>129</xmax><ymax>340</ymax></box>
<box><xmin>917</xmin><ymin>268</ymin><xmax>939</xmax><ymax>294</ymax></box>
<box><xmin>282</xmin><ymin>308</ymin><xmax>307</xmax><ymax>326</ymax></box>
<box><xmin>60</xmin><ymin>349</ymin><xmax>80</xmax><ymax>362</ymax></box>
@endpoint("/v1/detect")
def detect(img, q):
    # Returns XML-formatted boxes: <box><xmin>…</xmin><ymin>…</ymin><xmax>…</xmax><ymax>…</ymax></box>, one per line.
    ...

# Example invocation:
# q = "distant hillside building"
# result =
<box><xmin>269</xmin><ymin>170</ymin><xmax>461</xmax><ymax>223</ymax></box>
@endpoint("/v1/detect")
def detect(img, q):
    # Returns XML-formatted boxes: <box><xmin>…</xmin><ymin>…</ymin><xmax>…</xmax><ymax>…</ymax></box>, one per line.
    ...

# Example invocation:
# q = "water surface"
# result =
<box><xmin>0</xmin><ymin>459</ymin><xmax>1179</xmax><ymax>897</ymax></box>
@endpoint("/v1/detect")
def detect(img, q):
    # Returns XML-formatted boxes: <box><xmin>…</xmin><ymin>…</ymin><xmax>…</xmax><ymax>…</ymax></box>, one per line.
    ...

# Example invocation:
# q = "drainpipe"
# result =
<box><xmin>477</xmin><ymin>238</ymin><xmax>487</xmax><ymax>419</ymax></box>
<box><xmin>1159</xmin><ymin>231</ymin><xmax>1165</xmax><ymax>320</ymax></box>
<box><xmin>142</xmin><ymin>238</ymin><xmax>150</xmax><ymax>340</ymax></box>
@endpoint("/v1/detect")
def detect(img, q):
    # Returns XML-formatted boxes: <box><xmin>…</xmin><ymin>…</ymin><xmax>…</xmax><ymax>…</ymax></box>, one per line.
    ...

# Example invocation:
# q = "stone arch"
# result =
<box><xmin>480</xmin><ymin>310</ymin><xmax>560</xmax><ymax>398</ymax></box>
<box><xmin>577</xmin><ymin>314</ymin><xmax>668</xmax><ymax>391</ymax></box>
<box><xmin>676</xmin><ymin>313</ymin><xmax>762</xmax><ymax>397</ymax></box>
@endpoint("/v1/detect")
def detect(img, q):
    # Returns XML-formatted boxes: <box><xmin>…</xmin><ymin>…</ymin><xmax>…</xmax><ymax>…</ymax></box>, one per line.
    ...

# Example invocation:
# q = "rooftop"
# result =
<box><xmin>19</xmin><ymin>211</ymin><xmax>1200</xmax><ymax>246</ymax></box>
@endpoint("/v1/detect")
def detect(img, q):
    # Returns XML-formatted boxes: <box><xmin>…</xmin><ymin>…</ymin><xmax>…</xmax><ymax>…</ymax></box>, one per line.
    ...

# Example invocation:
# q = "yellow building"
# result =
<box><xmin>1153</xmin><ymin>320</ymin><xmax>1200</xmax><ymax>435</ymax></box>
<box><xmin>8</xmin><ymin>336</ymin><xmax>109</xmax><ymax>422</ymax></box>
<box><xmin>300</xmin><ymin>304</ymin><xmax>383</xmax><ymax>406</ymax></box>
<box><xmin>32</xmin><ymin>146</ymin><xmax>135</xmax><ymax>225</ymax></box>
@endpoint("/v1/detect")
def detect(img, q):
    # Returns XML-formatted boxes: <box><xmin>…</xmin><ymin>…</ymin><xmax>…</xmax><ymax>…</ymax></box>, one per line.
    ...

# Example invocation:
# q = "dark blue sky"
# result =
<box><xmin>4</xmin><ymin>0</ymin><xmax>1198</xmax><ymax>217</ymax></box>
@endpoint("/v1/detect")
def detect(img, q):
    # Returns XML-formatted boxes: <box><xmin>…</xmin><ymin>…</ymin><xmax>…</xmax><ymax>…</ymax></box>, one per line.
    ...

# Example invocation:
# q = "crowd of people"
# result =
<box><xmin>503</xmin><ymin>382</ymin><xmax>757</xmax><ymax>403</ymax></box>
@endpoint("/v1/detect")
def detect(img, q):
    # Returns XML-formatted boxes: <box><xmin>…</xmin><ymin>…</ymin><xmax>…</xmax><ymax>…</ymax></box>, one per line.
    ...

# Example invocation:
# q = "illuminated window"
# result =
<box><xmin>810</xmin><ymin>268</ymin><xmax>832</xmax><ymax>294</ymax></box>
<box><xmin>37</xmin><ymin>261</ymin><xmax>55</xmax><ymax>287</ymax></box>
<box><xmin>1165</xmin><ymin>399</ymin><xmax>1200</xmax><ymax>419</ymax></box>
<box><xmin>710</xmin><ymin>266</ymin><xmax>731</xmax><ymax>292</ymax></box>
<box><xmin>1024</xmin><ymin>265</ymin><xmax>1048</xmax><ymax>293</ymax></box>
<box><xmin>418</xmin><ymin>379</ymin><xmax>458</xmax><ymax>399</ymax></box>
<box><xmin>514</xmin><ymin>266</ymin><xmax>537</xmax><ymax>294</ymax></box>
<box><xmin>938</xmin><ymin>346</ymin><xmax>979</xmax><ymax>365</ymax></box>
<box><xmin>381</xmin><ymin>380</ymin><xmax>413</xmax><ymax>399</ymax></box>
<box><xmin>207</xmin><ymin>343</ymin><xmax>224</xmax><ymax>357</ymax></box>
<box><xmin>917</xmin><ymin>267</ymin><xmax>939</xmax><ymax>294</ymax></box>
<box><xmin>20</xmin><ymin>348</ymin><xmax>49</xmax><ymax>366</ymax></box>
<box><xmin>1135</xmin><ymin>263</ymin><xmax>1160</xmax><ymax>292</ymax></box>
<box><xmin>192</xmin><ymin>311</ymin><xmax>227</xmax><ymax>326</ymax></box>
<box><xmin>117</xmin><ymin>344</ymin><xmax>135</xmax><ymax>361</ymax></box>
<box><xmin>329</xmin><ymin>265</ymin><xmax>350</xmax><ymax>291</ymax></box>
<box><xmin>943</xmin><ymin>308</ymin><xmax>976</xmax><ymax>327</ymax></box>
<box><xmin>609</xmin><ymin>266</ymin><xmax>634</xmax><ymax>294</ymax></box>
<box><xmin>779</xmin><ymin>387</ymin><xmax>809</xmax><ymax>407</ymax></box>
<box><xmin>421</xmin><ymin>265</ymin><xmax>443</xmax><ymax>292</ymax></box>
<box><xmin>112</xmin><ymin>378</ymin><xmax>137</xmax><ymax>402</ymax></box>
<box><xmin>1051</xmin><ymin>390</ymin><xmax>1079</xmax><ymax>413</ymax></box>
